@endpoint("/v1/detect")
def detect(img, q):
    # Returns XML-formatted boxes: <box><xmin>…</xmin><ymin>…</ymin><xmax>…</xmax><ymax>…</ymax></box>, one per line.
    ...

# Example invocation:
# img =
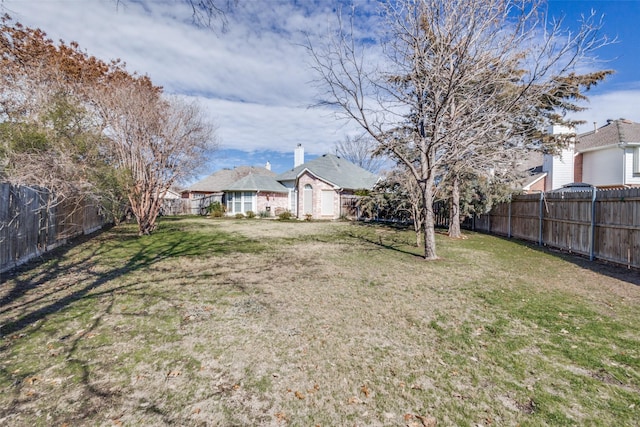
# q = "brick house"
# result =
<box><xmin>276</xmin><ymin>148</ymin><xmax>380</xmax><ymax>219</ymax></box>
<box><xmin>184</xmin><ymin>145</ymin><xmax>379</xmax><ymax>218</ymax></box>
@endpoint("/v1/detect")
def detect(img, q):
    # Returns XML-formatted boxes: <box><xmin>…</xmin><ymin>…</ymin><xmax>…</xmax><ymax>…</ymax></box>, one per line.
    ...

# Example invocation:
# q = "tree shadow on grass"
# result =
<box><xmin>0</xmin><ymin>217</ymin><xmax>265</xmax><ymax>335</ymax></box>
<box><xmin>0</xmin><ymin>217</ymin><xmax>266</xmax><ymax>423</ymax></box>
<box><xmin>345</xmin><ymin>222</ymin><xmax>424</xmax><ymax>258</ymax></box>
<box><xmin>484</xmin><ymin>233</ymin><xmax>640</xmax><ymax>287</ymax></box>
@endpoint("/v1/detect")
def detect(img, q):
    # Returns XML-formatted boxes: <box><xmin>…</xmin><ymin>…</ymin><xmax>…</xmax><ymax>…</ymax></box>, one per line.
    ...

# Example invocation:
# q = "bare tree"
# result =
<box><xmin>95</xmin><ymin>79</ymin><xmax>216</xmax><ymax>235</ymax></box>
<box><xmin>308</xmin><ymin>0</ymin><xmax>611</xmax><ymax>259</ymax></box>
<box><xmin>335</xmin><ymin>133</ymin><xmax>386</xmax><ymax>174</ymax></box>
<box><xmin>1</xmin><ymin>16</ymin><xmax>218</xmax><ymax>235</ymax></box>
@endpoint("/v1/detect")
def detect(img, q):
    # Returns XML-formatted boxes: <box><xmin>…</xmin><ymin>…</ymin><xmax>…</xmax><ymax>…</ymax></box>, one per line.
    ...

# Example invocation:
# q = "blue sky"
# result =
<box><xmin>3</xmin><ymin>0</ymin><xmax>639</xmax><ymax>180</ymax></box>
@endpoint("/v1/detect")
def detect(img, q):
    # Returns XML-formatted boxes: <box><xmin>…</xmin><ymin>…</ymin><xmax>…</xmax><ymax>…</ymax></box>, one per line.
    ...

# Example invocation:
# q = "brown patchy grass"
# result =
<box><xmin>1</xmin><ymin>217</ymin><xmax>639</xmax><ymax>426</ymax></box>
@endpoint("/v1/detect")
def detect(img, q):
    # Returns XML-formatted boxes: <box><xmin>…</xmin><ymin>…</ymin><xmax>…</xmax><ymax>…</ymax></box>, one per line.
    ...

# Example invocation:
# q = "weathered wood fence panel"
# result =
<box><xmin>543</xmin><ymin>192</ymin><xmax>593</xmax><ymax>256</ymax></box>
<box><xmin>510</xmin><ymin>193</ymin><xmax>542</xmax><ymax>242</ymax></box>
<box><xmin>161</xmin><ymin>198</ymin><xmax>193</xmax><ymax>216</ymax></box>
<box><xmin>1</xmin><ymin>183</ymin><xmax>109</xmax><ymax>274</ymax></box>
<box><xmin>471</xmin><ymin>188</ymin><xmax>640</xmax><ymax>269</ymax></box>
<box><xmin>593</xmin><ymin>188</ymin><xmax>640</xmax><ymax>268</ymax></box>
<box><xmin>341</xmin><ymin>195</ymin><xmax>359</xmax><ymax>219</ymax></box>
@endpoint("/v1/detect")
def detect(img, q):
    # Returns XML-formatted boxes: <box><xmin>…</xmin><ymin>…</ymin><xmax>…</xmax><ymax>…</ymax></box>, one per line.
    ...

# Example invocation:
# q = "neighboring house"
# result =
<box><xmin>519</xmin><ymin>152</ymin><xmax>547</xmax><ymax>193</ymax></box>
<box><xmin>163</xmin><ymin>188</ymin><xmax>182</xmax><ymax>199</ymax></box>
<box><xmin>181</xmin><ymin>165</ymin><xmax>276</xmax><ymax>201</ymax></box>
<box><xmin>276</xmin><ymin>150</ymin><xmax>380</xmax><ymax>219</ymax></box>
<box><xmin>223</xmin><ymin>173</ymin><xmax>289</xmax><ymax>216</ymax></box>
<box><xmin>574</xmin><ymin>119</ymin><xmax>640</xmax><ymax>188</ymax></box>
<box><xmin>185</xmin><ymin>145</ymin><xmax>379</xmax><ymax>219</ymax></box>
<box><xmin>522</xmin><ymin>119</ymin><xmax>640</xmax><ymax>192</ymax></box>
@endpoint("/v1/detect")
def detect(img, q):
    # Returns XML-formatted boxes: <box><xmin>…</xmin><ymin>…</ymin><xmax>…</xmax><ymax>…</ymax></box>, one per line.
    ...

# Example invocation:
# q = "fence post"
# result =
<box><xmin>507</xmin><ymin>194</ymin><xmax>512</xmax><ymax>239</ymax></box>
<box><xmin>538</xmin><ymin>192</ymin><xmax>544</xmax><ymax>246</ymax></box>
<box><xmin>589</xmin><ymin>187</ymin><xmax>597</xmax><ymax>261</ymax></box>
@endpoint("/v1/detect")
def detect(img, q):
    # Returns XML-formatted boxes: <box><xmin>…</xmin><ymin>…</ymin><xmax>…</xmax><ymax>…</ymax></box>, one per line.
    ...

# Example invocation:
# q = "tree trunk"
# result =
<box><xmin>129</xmin><ymin>186</ymin><xmax>161</xmax><ymax>236</ymax></box>
<box><xmin>448</xmin><ymin>173</ymin><xmax>462</xmax><ymax>238</ymax></box>
<box><xmin>421</xmin><ymin>181</ymin><xmax>438</xmax><ymax>260</ymax></box>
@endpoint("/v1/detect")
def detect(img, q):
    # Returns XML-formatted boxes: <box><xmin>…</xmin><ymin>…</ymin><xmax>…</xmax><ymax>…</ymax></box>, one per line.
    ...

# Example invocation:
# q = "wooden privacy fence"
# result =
<box><xmin>0</xmin><ymin>183</ymin><xmax>109</xmax><ymax>274</ymax></box>
<box><xmin>470</xmin><ymin>188</ymin><xmax>640</xmax><ymax>269</ymax></box>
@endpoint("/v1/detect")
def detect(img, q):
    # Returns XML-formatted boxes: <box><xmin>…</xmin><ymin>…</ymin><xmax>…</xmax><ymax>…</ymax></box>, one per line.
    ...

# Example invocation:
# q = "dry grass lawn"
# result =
<box><xmin>1</xmin><ymin>217</ymin><xmax>639</xmax><ymax>426</ymax></box>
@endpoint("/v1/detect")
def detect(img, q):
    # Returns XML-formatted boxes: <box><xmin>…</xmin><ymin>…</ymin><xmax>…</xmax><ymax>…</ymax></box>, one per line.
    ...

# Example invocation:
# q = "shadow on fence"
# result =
<box><xmin>0</xmin><ymin>183</ymin><xmax>111</xmax><ymax>274</ymax></box>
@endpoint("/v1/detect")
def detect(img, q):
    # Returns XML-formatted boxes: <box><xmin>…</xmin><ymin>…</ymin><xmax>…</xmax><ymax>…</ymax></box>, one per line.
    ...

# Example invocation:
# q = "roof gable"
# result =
<box><xmin>224</xmin><ymin>174</ymin><xmax>288</xmax><ymax>193</ymax></box>
<box><xmin>577</xmin><ymin>119</ymin><xmax>640</xmax><ymax>152</ymax></box>
<box><xmin>276</xmin><ymin>154</ymin><xmax>379</xmax><ymax>190</ymax></box>
<box><xmin>187</xmin><ymin>166</ymin><xmax>275</xmax><ymax>192</ymax></box>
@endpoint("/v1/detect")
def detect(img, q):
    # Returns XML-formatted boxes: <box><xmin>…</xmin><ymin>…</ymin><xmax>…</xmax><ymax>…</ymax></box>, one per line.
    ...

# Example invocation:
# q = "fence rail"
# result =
<box><xmin>470</xmin><ymin>188</ymin><xmax>640</xmax><ymax>269</ymax></box>
<box><xmin>1</xmin><ymin>183</ymin><xmax>109</xmax><ymax>274</ymax></box>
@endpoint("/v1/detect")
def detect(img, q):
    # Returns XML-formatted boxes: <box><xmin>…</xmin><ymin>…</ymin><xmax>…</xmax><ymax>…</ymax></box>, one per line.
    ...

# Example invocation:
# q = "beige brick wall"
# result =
<box><xmin>297</xmin><ymin>172</ymin><xmax>338</xmax><ymax>219</ymax></box>
<box><xmin>257</xmin><ymin>192</ymin><xmax>289</xmax><ymax>217</ymax></box>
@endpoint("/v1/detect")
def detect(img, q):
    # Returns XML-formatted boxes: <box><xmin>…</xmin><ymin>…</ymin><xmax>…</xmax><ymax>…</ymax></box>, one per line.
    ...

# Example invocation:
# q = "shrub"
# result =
<box><xmin>304</xmin><ymin>213</ymin><xmax>313</xmax><ymax>221</ymax></box>
<box><xmin>207</xmin><ymin>201</ymin><xmax>225</xmax><ymax>218</ymax></box>
<box><xmin>278</xmin><ymin>210</ymin><xmax>293</xmax><ymax>221</ymax></box>
<box><xmin>235</xmin><ymin>213</ymin><xmax>245</xmax><ymax>219</ymax></box>
<box><xmin>246</xmin><ymin>210</ymin><xmax>256</xmax><ymax>219</ymax></box>
<box><xmin>258</xmin><ymin>210</ymin><xmax>270</xmax><ymax>218</ymax></box>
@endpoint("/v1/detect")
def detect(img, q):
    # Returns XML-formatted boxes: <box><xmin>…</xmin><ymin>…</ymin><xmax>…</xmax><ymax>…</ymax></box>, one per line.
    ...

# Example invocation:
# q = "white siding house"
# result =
<box><xmin>574</xmin><ymin>119</ymin><xmax>640</xmax><ymax>188</ymax></box>
<box><xmin>530</xmin><ymin>119</ymin><xmax>640</xmax><ymax>191</ymax></box>
<box><xmin>581</xmin><ymin>146</ymin><xmax>624</xmax><ymax>187</ymax></box>
<box><xmin>543</xmin><ymin>146</ymin><xmax>575</xmax><ymax>191</ymax></box>
<box><xmin>543</xmin><ymin>124</ymin><xmax>575</xmax><ymax>191</ymax></box>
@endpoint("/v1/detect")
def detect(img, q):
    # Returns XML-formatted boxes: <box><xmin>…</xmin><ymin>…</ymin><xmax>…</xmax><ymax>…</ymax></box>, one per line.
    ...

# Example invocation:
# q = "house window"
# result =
<box><xmin>303</xmin><ymin>184</ymin><xmax>313</xmax><ymax>215</ymax></box>
<box><xmin>243</xmin><ymin>191</ymin><xmax>253</xmax><ymax>212</ymax></box>
<box><xmin>634</xmin><ymin>147</ymin><xmax>640</xmax><ymax>175</ymax></box>
<box><xmin>234</xmin><ymin>192</ymin><xmax>242</xmax><ymax>213</ymax></box>
<box><xmin>226</xmin><ymin>191</ymin><xmax>255</xmax><ymax>214</ymax></box>
<box><xmin>321</xmin><ymin>190</ymin><xmax>334</xmax><ymax>216</ymax></box>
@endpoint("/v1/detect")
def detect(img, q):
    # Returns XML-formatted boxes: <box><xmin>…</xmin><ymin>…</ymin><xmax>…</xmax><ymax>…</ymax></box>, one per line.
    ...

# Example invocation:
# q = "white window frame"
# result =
<box><xmin>226</xmin><ymin>191</ymin><xmax>255</xmax><ymax>214</ymax></box>
<box><xmin>633</xmin><ymin>146</ymin><xmax>640</xmax><ymax>175</ymax></box>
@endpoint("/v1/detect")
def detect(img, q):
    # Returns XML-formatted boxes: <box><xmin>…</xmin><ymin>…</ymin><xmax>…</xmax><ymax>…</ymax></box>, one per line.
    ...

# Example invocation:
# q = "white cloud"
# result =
<box><xmin>3</xmin><ymin>0</ymin><xmax>350</xmax><ymax>154</ymax></box>
<box><xmin>569</xmin><ymin>89</ymin><xmax>640</xmax><ymax>134</ymax></box>
<box><xmin>3</xmin><ymin>0</ymin><xmax>638</xmax><ymax>162</ymax></box>
<box><xmin>199</xmin><ymin>97</ymin><xmax>354</xmax><ymax>155</ymax></box>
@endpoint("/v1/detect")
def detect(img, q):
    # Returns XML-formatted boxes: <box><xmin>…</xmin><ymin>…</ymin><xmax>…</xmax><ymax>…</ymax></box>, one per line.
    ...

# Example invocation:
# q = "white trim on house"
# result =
<box><xmin>295</xmin><ymin>168</ymin><xmax>340</xmax><ymax>189</ymax></box>
<box><xmin>522</xmin><ymin>172</ymin><xmax>547</xmax><ymax>191</ymax></box>
<box><xmin>632</xmin><ymin>146</ymin><xmax>640</xmax><ymax>176</ymax></box>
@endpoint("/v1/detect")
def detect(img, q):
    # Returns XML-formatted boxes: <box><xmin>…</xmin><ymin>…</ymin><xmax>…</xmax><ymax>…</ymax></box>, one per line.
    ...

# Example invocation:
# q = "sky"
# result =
<box><xmin>2</xmin><ymin>0</ymin><xmax>639</xmax><ymax>179</ymax></box>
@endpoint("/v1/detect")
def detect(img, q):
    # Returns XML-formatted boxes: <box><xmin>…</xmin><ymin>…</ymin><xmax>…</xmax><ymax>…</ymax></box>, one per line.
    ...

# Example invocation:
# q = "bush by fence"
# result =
<box><xmin>0</xmin><ymin>183</ymin><xmax>110</xmax><ymax>274</ymax></box>
<box><xmin>469</xmin><ymin>188</ymin><xmax>640</xmax><ymax>269</ymax></box>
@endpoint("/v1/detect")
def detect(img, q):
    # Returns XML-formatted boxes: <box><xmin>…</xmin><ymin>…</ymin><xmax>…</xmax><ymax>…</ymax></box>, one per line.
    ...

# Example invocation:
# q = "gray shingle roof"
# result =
<box><xmin>224</xmin><ymin>174</ymin><xmax>288</xmax><ymax>193</ymax></box>
<box><xmin>577</xmin><ymin>119</ymin><xmax>640</xmax><ymax>151</ymax></box>
<box><xmin>187</xmin><ymin>166</ymin><xmax>275</xmax><ymax>192</ymax></box>
<box><xmin>275</xmin><ymin>154</ymin><xmax>379</xmax><ymax>190</ymax></box>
